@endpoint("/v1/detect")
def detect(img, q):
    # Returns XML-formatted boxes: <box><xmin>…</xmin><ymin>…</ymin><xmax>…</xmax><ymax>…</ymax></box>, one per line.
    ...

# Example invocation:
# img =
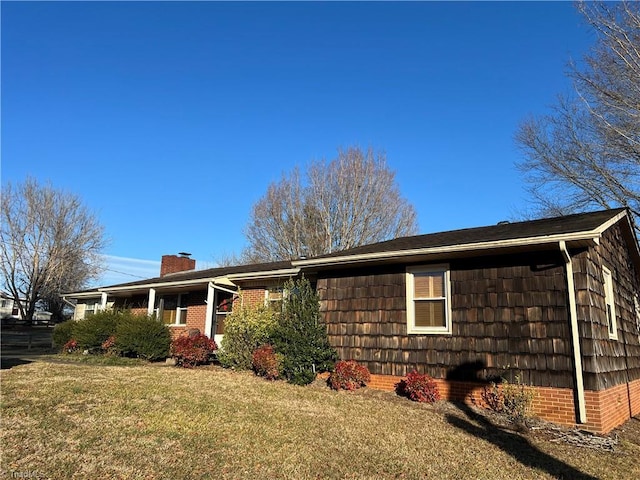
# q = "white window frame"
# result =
<box><xmin>602</xmin><ymin>266</ymin><xmax>618</xmax><ymax>340</ymax></box>
<box><xmin>406</xmin><ymin>264</ymin><xmax>452</xmax><ymax>335</ymax></box>
<box><xmin>265</xmin><ymin>286</ymin><xmax>287</xmax><ymax>311</ymax></box>
<box><xmin>159</xmin><ymin>294</ymin><xmax>188</xmax><ymax>326</ymax></box>
<box><xmin>84</xmin><ymin>301</ymin><xmax>98</xmax><ymax>318</ymax></box>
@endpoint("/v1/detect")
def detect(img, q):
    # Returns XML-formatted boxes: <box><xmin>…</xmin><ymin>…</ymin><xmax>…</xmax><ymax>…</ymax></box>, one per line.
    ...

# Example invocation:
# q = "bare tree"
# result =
<box><xmin>244</xmin><ymin>147</ymin><xmax>418</xmax><ymax>262</ymax></box>
<box><xmin>516</xmin><ymin>1</ymin><xmax>640</xmax><ymax>232</ymax></box>
<box><xmin>0</xmin><ymin>178</ymin><xmax>107</xmax><ymax>321</ymax></box>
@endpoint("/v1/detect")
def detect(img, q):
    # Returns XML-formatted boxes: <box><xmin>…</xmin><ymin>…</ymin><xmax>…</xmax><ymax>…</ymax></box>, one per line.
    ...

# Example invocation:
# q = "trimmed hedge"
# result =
<box><xmin>115</xmin><ymin>314</ymin><xmax>171</xmax><ymax>361</ymax></box>
<box><xmin>52</xmin><ymin>320</ymin><xmax>76</xmax><ymax>350</ymax></box>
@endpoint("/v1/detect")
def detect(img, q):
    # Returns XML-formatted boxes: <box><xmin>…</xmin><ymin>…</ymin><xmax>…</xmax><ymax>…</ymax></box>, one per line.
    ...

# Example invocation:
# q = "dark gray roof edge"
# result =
<box><xmin>66</xmin><ymin>208</ymin><xmax>633</xmax><ymax>296</ymax></box>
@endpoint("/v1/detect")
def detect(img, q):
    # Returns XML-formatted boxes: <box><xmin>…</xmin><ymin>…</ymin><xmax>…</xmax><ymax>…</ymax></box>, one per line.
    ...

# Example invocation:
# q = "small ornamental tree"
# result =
<box><xmin>395</xmin><ymin>370</ymin><xmax>440</xmax><ymax>404</ymax></box>
<box><xmin>328</xmin><ymin>360</ymin><xmax>371</xmax><ymax>391</ymax></box>
<box><xmin>271</xmin><ymin>277</ymin><xmax>337</xmax><ymax>385</ymax></box>
<box><xmin>171</xmin><ymin>333</ymin><xmax>217</xmax><ymax>368</ymax></box>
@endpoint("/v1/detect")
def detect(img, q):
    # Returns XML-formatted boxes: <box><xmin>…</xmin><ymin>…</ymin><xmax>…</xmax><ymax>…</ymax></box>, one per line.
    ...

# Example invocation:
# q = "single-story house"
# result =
<box><xmin>65</xmin><ymin>208</ymin><xmax>640</xmax><ymax>433</ymax></box>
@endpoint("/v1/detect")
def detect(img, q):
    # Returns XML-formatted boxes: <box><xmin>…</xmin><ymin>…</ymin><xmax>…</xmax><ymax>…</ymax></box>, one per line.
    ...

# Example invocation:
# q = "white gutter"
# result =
<box><xmin>559</xmin><ymin>240</ymin><xmax>587</xmax><ymax>424</ymax></box>
<box><xmin>225</xmin><ymin>268</ymin><xmax>300</xmax><ymax>281</ymax></box>
<box><xmin>293</xmin><ymin>232</ymin><xmax>601</xmax><ymax>268</ymax></box>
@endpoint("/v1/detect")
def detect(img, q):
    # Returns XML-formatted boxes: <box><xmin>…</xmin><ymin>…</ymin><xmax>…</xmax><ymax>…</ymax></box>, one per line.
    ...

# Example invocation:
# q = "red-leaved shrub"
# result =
<box><xmin>252</xmin><ymin>344</ymin><xmax>280</xmax><ymax>380</ymax></box>
<box><xmin>63</xmin><ymin>338</ymin><xmax>78</xmax><ymax>354</ymax></box>
<box><xmin>395</xmin><ymin>370</ymin><xmax>440</xmax><ymax>403</ymax></box>
<box><xmin>170</xmin><ymin>334</ymin><xmax>217</xmax><ymax>368</ymax></box>
<box><xmin>328</xmin><ymin>360</ymin><xmax>371</xmax><ymax>391</ymax></box>
<box><xmin>101</xmin><ymin>335</ymin><xmax>117</xmax><ymax>355</ymax></box>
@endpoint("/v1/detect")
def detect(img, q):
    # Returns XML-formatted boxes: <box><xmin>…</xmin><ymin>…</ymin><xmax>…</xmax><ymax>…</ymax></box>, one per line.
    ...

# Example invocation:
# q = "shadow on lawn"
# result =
<box><xmin>446</xmin><ymin>402</ymin><xmax>598</xmax><ymax>480</ymax></box>
<box><xmin>444</xmin><ymin>361</ymin><xmax>597</xmax><ymax>479</ymax></box>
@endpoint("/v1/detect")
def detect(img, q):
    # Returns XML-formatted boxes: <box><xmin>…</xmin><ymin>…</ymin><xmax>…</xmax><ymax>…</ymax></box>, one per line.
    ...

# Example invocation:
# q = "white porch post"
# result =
<box><xmin>100</xmin><ymin>292</ymin><xmax>108</xmax><ymax>311</ymax></box>
<box><xmin>148</xmin><ymin>288</ymin><xmax>156</xmax><ymax>316</ymax></box>
<box><xmin>204</xmin><ymin>282</ymin><xmax>215</xmax><ymax>338</ymax></box>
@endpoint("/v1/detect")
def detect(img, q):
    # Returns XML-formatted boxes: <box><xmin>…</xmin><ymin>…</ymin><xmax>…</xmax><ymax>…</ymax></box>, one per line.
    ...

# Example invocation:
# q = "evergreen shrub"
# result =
<box><xmin>218</xmin><ymin>300</ymin><xmax>278</xmax><ymax>370</ymax></box>
<box><xmin>115</xmin><ymin>313</ymin><xmax>171</xmax><ymax>361</ymax></box>
<box><xmin>52</xmin><ymin>320</ymin><xmax>76</xmax><ymax>350</ymax></box>
<box><xmin>271</xmin><ymin>277</ymin><xmax>337</xmax><ymax>386</ymax></box>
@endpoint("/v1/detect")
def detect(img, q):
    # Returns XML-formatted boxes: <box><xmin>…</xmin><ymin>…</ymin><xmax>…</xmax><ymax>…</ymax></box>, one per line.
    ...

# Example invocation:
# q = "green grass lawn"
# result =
<box><xmin>1</xmin><ymin>360</ymin><xmax>638</xmax><ymax>479</ymax></box>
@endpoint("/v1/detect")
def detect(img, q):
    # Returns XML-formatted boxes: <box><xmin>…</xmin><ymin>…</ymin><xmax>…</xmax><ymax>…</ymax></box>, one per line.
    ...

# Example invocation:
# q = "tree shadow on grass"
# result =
<box><xmin>444</xmin><ymin>361</ymin><xmax>597</xmax><ymax>480</ymax></box>
<box><xmin>0</xmin><ymin>356</ymin><xmax>33</xmax><ymax>370</ymax></box>
<box><xmin>445</xmin><ymin>402</ymin><xmax>598</xmax><ymax>480</ymax></box>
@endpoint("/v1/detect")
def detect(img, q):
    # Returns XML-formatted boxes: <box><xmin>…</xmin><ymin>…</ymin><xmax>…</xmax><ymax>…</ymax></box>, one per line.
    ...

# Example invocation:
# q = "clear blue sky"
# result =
<box><xmin>1</xmin><ymin>1</ymin><xmax>594</xmax><ymax>286</ymax></box>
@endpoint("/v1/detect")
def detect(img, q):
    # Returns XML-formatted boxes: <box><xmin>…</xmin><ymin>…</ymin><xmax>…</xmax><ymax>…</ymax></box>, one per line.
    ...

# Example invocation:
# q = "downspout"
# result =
<box><xmin>559</xmin><ymin>240</ymin><xmax>587</xmax><ymax>423</ymax></box>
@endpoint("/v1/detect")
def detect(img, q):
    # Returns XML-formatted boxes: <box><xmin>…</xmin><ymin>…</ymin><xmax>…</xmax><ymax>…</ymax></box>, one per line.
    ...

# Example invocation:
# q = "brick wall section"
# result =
<box><xmin>241</xmin><ymin>289</ymin><xmax>266</xmax><ymax>308</ymax></box>
<box><xmin>365</xmin><ymin>373</ymin><xmax>638</xmax><ymax>433</ymax></box>
<box><xmin>185</xmin><ymin>304</ymin><xmax>206</xmax><ymax>332</ymax></box>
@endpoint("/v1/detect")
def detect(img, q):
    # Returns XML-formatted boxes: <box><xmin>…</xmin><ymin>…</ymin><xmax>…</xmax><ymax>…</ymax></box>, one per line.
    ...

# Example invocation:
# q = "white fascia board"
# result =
<box><xmin>292</xmin><ymin>232</ymin><xmax>602</xmax><ymax>268</ymax></box>
<box><xmin>100</xmin><ymin>277</ymin><xmax>215</xmax><ymax>294</ymax></box>
<box><xmin>593</xmin><ymin>209</ymin><xmax>628</xmax><ymax>236</ymax></box>
<box><xmin>64</xmin><ymin>291</ymin><xmax>103</xmax><ymax>300</ymax></box>
<box><xmin>225</xmin><ymin>268</ymin><xmax>300</xmax><ymax>282</ymax></box>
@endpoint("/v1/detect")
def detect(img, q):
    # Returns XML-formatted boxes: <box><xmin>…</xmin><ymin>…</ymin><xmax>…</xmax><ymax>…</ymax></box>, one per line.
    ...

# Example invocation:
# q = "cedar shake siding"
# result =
<box><xmin>318</xmin><ymin>251</ymin><xmax>575</xmax><ymax>389</ymax></box>
<box><xmin>575</xmin><ymin>223</ymin><xmax>640</xmax><ymax>391</ymax></box>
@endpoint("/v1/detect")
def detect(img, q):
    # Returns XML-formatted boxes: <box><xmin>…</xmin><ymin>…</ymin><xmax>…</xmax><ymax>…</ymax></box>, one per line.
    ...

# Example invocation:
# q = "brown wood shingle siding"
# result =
<box><xmin>318</xmin><ymin>251</ymin><xmax>575</xmax><ymax>389</ymax></box>
<box><xmin>576</xmin><ymin>224</ymin><xmax>640</xmax><ymax>390</ymax></box>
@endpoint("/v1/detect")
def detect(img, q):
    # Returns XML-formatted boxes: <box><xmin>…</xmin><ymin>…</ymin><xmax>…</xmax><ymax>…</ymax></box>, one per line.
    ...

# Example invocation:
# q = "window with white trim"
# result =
<box><xmin>160</xmin><ymin>294</ymin><xmax>188</xmax><ymax>326</ymax></box>
<box><xmin>84</xmin><ymin>301</ymin><xmax>98</xmax><ymax>318</ymax></box>
<box><xmin>602</xmin><ymin>266</ymin><xmax>618</xmax><ymax>340</ymax></box>
<box><xmin>265</xmin><ymin>287</ymin><xmax>286</xmax><ymax>312</ymax></box>
<box><xmin>406</xmin><ymin>265</ymin><xmax>452</xmax><ymax>334</ymax></box>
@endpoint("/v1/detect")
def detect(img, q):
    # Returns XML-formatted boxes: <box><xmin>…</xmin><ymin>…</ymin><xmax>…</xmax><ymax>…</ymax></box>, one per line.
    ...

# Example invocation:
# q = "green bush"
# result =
<box><xmin>52</xmin><ymin>320</ymin><xmax>76</xmax><ymax>350</ymax></box>
<box><xmin>271</xmin><ymin>277</ymin><xmax>337</xmax><ymax>385</ymax></box>
<box><xmin>218</xmin><ymin>299</ymin><xmax>279</xmax><ymax>370</ymax></box>
<box><xmin>73</xmin><ymin>311</ymin><xmax>120</xmax><ymax>353</ymax></box>
<box><xmin>115</xmin><ymin>313</ymin><xmax>171</xmax><ymax>361</ymax></box>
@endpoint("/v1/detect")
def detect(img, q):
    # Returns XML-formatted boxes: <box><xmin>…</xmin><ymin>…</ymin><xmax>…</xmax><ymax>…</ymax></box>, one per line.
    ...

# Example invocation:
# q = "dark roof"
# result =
<box><xmin>70</xmin><ymin>208</ymin><xmax>633</xmax><ymax>295</ymax></box>
<box><xmin>69</xmin><ymin>260</ymin><xmax>294</xmax><ymax>294</ymax></box>
<box><xmin>300</xmin><ymin>208</ymin><xmax>628</xmax><ymax>260</ymax></box>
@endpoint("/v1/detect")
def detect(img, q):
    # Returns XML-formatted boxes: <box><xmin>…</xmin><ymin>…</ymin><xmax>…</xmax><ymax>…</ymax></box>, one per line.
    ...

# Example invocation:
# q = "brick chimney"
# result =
<box><xmin>160</xmin><ymin>253</ymin><xmax>196</xmax><ymax>277</ymax></box>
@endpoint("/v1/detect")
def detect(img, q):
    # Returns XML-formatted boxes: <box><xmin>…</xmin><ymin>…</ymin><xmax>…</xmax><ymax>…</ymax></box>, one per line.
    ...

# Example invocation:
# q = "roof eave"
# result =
<box><xmin>292</xmin><ymin>232</ymin><xmax>602</xmax><ymax>269</ymax></box>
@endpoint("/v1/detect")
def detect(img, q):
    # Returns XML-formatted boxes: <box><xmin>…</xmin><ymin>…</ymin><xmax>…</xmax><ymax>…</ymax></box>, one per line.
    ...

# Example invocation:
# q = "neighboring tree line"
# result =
<box><xmin>242</xmin><ymin>146</ymin><xmax>418</xmax><ymax>263</ymax></box>
<box><xmin>516</xmin><ymin>0</ymin><xmax>640</xmax><ymax>232</ymax></box>
<box><xmin>1</xmin><ymin>179</ymin><xmax>106</xmax><ymax>322</ymax></box>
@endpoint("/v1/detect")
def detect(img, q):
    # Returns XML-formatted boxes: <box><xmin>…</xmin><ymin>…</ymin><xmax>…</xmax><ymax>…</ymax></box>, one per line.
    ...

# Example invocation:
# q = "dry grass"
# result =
<box><xmin>1</xmin><ymin>360</ymin><xmax>639</xmax><ymax>480</ymax></box>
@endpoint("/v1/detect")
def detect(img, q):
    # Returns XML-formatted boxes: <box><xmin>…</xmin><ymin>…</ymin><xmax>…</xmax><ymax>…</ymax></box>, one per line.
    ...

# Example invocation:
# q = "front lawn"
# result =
<box><xmin>1</xmin><ymin>360</ymin><xmax>638</xmax><ymax>479</ymax></box>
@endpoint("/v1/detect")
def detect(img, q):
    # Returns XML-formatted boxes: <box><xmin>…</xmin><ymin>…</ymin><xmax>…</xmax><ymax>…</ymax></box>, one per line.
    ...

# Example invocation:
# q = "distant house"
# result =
<box><xmin>0</xmin><ymin>291</ymin><xmax>52</xmax><ymax>323</ymax></box>
<box><xmin>65</xmin><ymin>209</ymin><xmax>640</xmax><ymax>433</ymax></box>
<box><xmin>0</xmin><ymin>291</ymin><xmax>20</xmax><ymax>319</ymax></box>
